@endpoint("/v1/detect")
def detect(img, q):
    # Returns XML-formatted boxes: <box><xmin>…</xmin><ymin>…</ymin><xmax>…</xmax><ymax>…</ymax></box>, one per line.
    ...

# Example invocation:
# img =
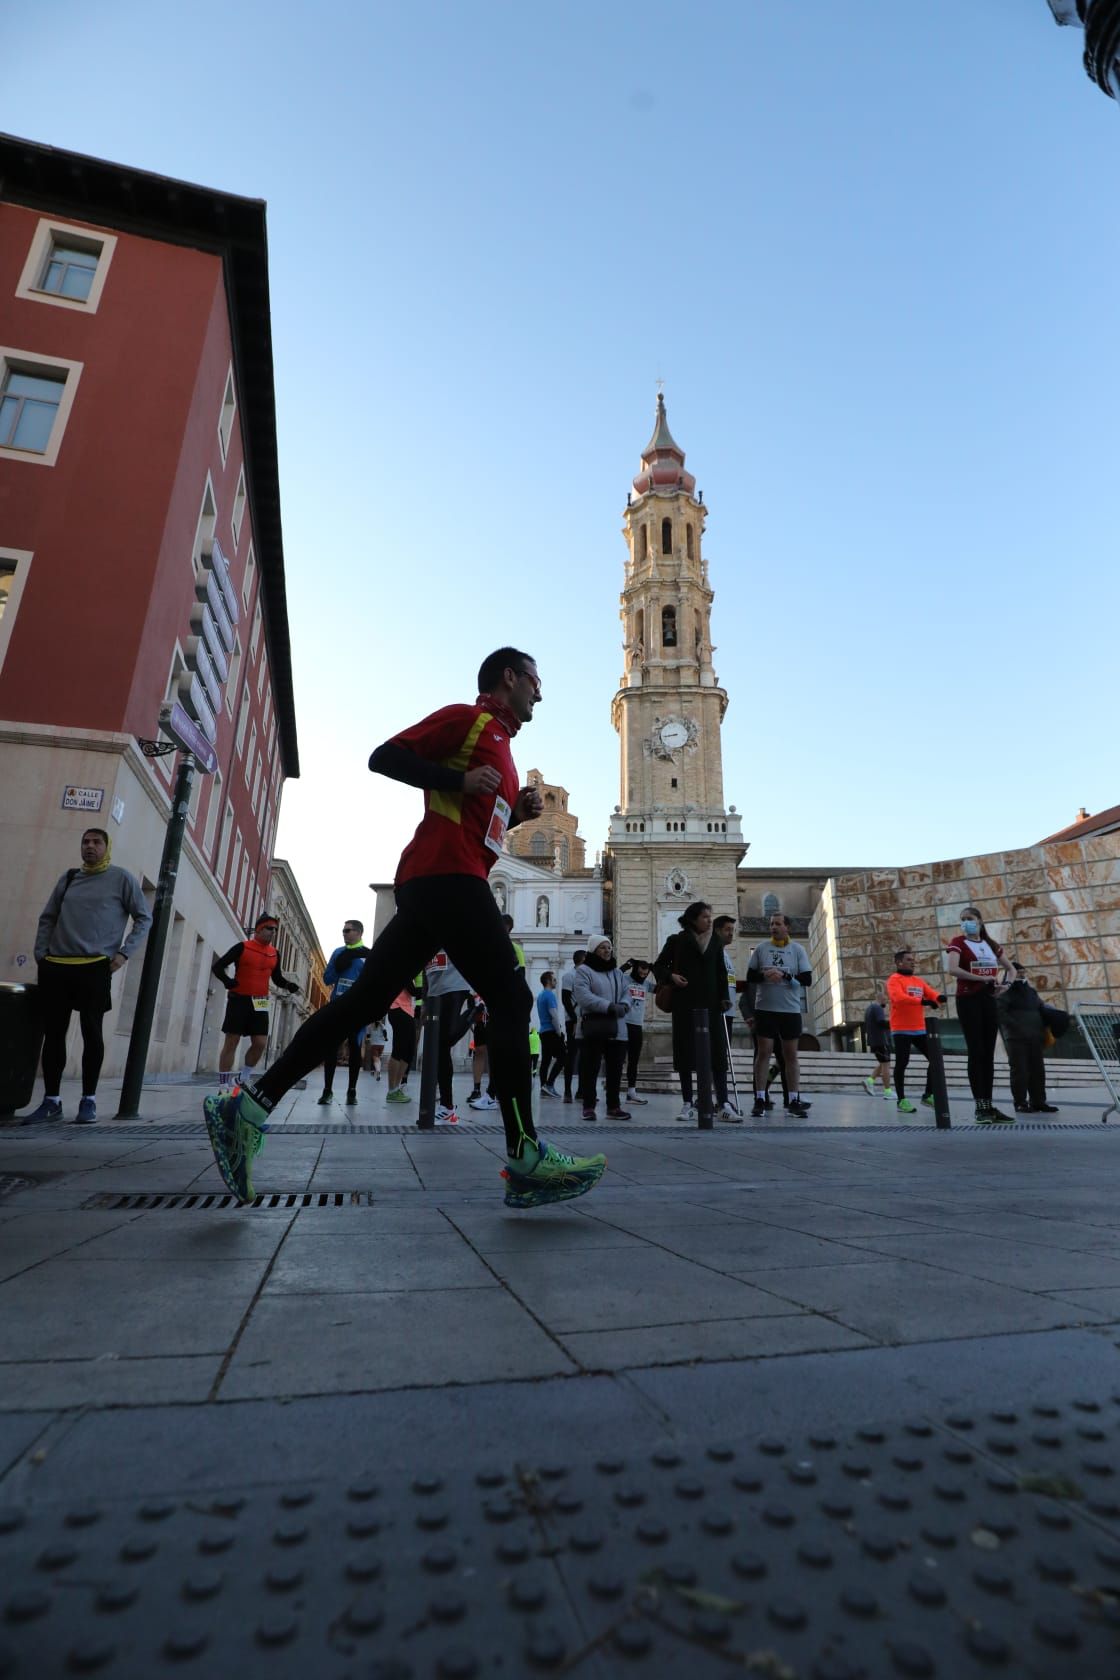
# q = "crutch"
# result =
<box><xmin>723</xmin><ymin>1013</ymin><xmax>742</xmax><ymax>1115</ymax></box>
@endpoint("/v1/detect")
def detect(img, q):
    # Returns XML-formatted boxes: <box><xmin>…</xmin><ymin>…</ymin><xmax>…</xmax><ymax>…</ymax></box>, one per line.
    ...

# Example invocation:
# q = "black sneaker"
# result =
<box><xmin>1035</xmin><ymin>1103</ymin><xmax>1059</xmax><ymax>1113</ymax></box>
<box><xmin>763</xmin><ymin>1098</ymin><xmax>775</xmax><ymax>1111</ymax></box>
<box><xmin>750</xmin><ymin>1099</ymin><xmax>766</xmax><ymax>1119</ymax></box>
<box><xmin>1014</xmin><ymin>1102</ymin><xmax>1033</xmax><ymax>1114</ymax></box>
<box><xmin>317</xmin><ymin>1092</ymin><xmax>332</xmax><ymax>1105</ymax></box>
<box><xmin>346</xmin><ymin>1089</ymin><xmax>358</xmax><ymax>1106</ymax></box>
<box><xmin>788</xmin><ymin>1099</ymin><xmax>811</xmax><ymax>1118</ymax></box>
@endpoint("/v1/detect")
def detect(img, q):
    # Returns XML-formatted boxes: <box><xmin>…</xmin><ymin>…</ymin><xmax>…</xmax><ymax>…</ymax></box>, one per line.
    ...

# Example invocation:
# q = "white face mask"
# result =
<box><xmin>961</xmin><ymin>920</ymin><xmax>980</xmax><ymax>938</ymax></box>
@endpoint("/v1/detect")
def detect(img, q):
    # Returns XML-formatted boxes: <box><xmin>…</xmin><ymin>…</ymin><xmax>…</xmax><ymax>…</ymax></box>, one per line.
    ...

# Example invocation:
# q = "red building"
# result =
<box><xmin>0</xmin><ymin>133</ymin><xmax>302</xmax><ymax>1074</ymax></box>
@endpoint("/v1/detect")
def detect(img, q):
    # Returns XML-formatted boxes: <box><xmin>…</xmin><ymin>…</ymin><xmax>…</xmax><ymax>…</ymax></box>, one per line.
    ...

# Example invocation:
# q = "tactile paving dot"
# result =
<box><xmin>0</xmin><ymin>1405</ymin><xmax>1117</xmax><ymax>1677</ymax></box>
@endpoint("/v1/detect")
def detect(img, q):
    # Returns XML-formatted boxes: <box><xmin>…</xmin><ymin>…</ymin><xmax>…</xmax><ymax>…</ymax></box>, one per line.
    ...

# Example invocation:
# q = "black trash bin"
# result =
<box><xmin>0</xmin><ymin>982</ymin><xmax>43</xmax><ymax>1116</ymax></box>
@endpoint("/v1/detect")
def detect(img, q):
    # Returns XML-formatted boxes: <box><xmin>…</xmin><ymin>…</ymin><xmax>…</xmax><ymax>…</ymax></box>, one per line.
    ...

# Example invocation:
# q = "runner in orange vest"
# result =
<box><xmin>212</xmin><ymin>913</ymin><xmax>300</xmax><ymax>1092</ymax></box>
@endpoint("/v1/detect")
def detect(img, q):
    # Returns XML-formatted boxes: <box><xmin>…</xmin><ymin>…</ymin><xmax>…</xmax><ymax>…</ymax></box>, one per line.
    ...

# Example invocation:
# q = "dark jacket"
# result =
<box><xmin>653</xmin><ymin>931</ymin><xmax>729</xmax><ymax>1073</ymax></box>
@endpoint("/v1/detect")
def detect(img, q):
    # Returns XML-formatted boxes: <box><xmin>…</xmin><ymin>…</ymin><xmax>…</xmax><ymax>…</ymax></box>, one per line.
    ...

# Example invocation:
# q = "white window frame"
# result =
<box><xmin>249</xmin><ymin>598</ymin><xmax>262</xmax><ymax>656</ymax></box>
<box><xmin>235</xmin><ymin>686</ymin><xmax>251</xmax><ymax>756</ymax></box>
<box><xmin>191</xmin><ymin>477</ymin><xmax>217</xmax><ymax>578</ymax></box>
<box><xmin>217</xmin><ymin>366</ymin><xmax>236</xmax><ymax>466</ymax></box>
<box><xmin>215</xmin><ymin>799</ymin><xmax>234</xmax><ymax>881</ymax></box>
<box><xmin>245</xmin><ymin>722</ymin><xmax>257</xmax><ymax>782</ymax></box>
<box><xmin>241</xmin><ymin>542</ymin><xmax>256</xmax><ymax>609</ymax></box>
<box><xmin>225</xmin><ymin>635</ymin><xmax>242</xmax><ymax>718</ymax></box>
<box><xmin>231</xmin><ymin>467</ymin><xmax>247</xmax><ymax>550</ymax></box>
<box><xmin>0</xmin><ymin>347</ymin><xmax>82</xmax><ymax>467</ymax></box>
<box><xmin>202</xmin><ymin>766</ymin><xmax>223</xmax><ymax>857</ymax></box>
<box><xmin>229</xmin><ymin>829</ymin><xmax>243</xmax><ymax>901</ymax></box>
<box><xmin>15</xmin><ymin>219</ymin><xmax>117</xmax><ymax>315</ymax></box>
<box><xmin>0</xmin><ymin>546</ymin><xmax>34</xmax><ymax>675</ymax></box>
<box><xmin>256</xmin><ymin>653</ymin><xmax>267</xmax><ymax>699</ymax></box>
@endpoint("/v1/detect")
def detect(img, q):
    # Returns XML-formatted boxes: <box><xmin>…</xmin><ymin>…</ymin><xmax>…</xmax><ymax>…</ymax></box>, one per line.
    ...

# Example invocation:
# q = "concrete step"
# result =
<box><xmin>650</xmin><ymin>1053</ymin><xmax>1105</xmax><ymax>1091</ymax></box>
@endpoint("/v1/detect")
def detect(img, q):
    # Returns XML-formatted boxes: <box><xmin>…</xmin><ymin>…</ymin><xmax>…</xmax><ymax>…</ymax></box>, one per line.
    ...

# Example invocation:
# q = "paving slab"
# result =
<box><xmin>558</xmin><ymin>1311</ymin><xmax>875</xmax><ymax>1372</ymax></box>
<box><xmin>263</xmin><ymin>1229</ymin><xmax>495</xmax><ymax>1293</ymax></box>
<box><xmin>218</xmin><ymin>1285</ymin><xmax>577</xmax><ymax>1399</ymax></box>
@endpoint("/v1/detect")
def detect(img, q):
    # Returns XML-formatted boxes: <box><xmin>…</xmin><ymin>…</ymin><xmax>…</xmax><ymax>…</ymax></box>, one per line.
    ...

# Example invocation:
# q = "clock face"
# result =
<box><xmin>659</xmin><ymin>719</ymin><xmax>689</xmax><ymax>751</ymax></box>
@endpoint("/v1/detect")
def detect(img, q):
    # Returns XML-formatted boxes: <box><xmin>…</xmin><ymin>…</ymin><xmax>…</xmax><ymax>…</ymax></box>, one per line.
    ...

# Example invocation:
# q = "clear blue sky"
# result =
<box><xmin>5</xmin><ymin>2</ymin><xmax>1117</xmax><ymax>950</ymax></box>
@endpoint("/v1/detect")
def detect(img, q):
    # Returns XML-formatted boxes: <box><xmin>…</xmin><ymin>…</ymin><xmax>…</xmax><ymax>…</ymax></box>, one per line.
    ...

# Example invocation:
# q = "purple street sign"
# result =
<box><xmin>161</xmin><ymin>702</ymin><xmax>218</xmax><ymax>773</ymax></box>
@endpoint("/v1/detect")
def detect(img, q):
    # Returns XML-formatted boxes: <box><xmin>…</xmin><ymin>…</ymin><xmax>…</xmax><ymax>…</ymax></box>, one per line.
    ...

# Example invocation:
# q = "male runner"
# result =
<box><xmin>558</xmin><ymin>950</ymin><xmax>586</xmax><ymax>1102</ymax></box>
<box><xmin>743</xmin><ymin>911</ymin><xmax>813</xmax><ymax>1119</ymax></box>
<box><xmin>885</xmin><ymin>950</ymin><xmax>946</xmax><ymax>1115</ymax></box>
<box><xmin>204</xmin><ymin>649</ymin><xmax>606</xmax><ymax>1207</ymax></box>
<box><xmin>318</xmin><ymin>920</ymin><xmax>370</xmax><ymax>1106</ymax></box>
<box><xmin>212</xmin><ymin>914</ymin><xmax>300</xmax><ymax>1093</ymax></box>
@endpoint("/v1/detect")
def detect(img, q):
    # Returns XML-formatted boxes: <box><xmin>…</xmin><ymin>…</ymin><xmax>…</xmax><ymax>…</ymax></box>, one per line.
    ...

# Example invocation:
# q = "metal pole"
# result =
<box><xmin>723</xmin><ymin>1014</ymin><xmax>741</xmax><ymax>1113</ymax></box>
<box><xmin>417</xmin><ymin>996</ymin><xmax>440</xmax><ymax>1129</ymax></box>
<box><xmin>692</xmin><ymin>1007</ymin><xmax>715</xmax><ymax>1130</ymax></box>
<box><xmin>117</xmin><ymin>755</ymin><xmax>195</xmax><ymax>1117</ymax></box>
<box><xmin>926</xmin><ymin>1016</ymin><xmax>952</xmax><ymax>1130</ymax></box>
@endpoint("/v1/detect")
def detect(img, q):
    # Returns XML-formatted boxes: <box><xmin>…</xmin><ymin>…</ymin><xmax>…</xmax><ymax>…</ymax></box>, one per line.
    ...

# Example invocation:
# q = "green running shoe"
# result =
<box><xmin>896</xmin><ymin>1098</ymin><xmax>917</xmax><ymax>1114</ymax></box>
<box><xmin>203</xmin><ymin>1087</ymin><xmax>269</xmax><ymax>1203</ymax></box>
<box><xmin>385</xmin><ymin>1087</ymin><xmax>411</xmax><ymax>1105</ymax></box>
<box><xmin>975</xmin><ymin>1101</ymin><xmax>1013</xmax><ymax>1125</ymax></box>
<box><xmin>863</xmin><ymin>1076</ymin><xmax>878</xmax><ymax>1096</ymax></box>
<box><xmin>502</xmin><ymin>1139</ymin><xmax>607</xmax><ymax>1210</ymax></box>
<box><xmin>921</xmin><ymin>1094</ymin><xmax>936</xmax><ymax>1109</ymax></box>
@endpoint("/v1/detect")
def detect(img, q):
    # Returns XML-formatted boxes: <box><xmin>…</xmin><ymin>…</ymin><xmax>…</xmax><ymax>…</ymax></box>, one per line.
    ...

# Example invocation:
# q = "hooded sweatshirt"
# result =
<box><xmin>35</xmin><ymin>840</ymin><xmax>152</xmax><ymax>964</ymax></box>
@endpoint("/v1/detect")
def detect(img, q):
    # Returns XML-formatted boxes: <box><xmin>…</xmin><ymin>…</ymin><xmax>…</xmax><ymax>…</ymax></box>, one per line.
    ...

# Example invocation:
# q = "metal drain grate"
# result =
<box><xmin>81</xmin><ymin>1190</ymin><xmax>376</xmax><ymax>1212</ymax></box>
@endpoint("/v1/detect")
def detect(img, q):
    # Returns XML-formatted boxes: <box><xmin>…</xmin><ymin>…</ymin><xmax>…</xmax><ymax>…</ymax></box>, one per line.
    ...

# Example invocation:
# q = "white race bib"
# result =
<box><xmin>251</xmin><ymin>995</ymin><xmax>269</xmax><ymax>1012</ymax></box>
<box><xmin>484</xmin><ymin>795</ymin><xmax>511</xmax><ymax>856</ymax></box>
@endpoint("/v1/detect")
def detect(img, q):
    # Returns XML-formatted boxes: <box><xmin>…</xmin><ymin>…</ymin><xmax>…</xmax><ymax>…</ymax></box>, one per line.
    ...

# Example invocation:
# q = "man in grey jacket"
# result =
<box><xmin>23</xmin><ymin>828</ymin><xmax>152</xmax><ymax>1124</ymax></box>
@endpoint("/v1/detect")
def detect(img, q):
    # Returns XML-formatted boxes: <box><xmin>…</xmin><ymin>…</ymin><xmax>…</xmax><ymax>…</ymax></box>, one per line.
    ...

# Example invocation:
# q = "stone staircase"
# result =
<box><xmin>647</xmin><ymin>1048</ymin><xmax>1105</xmax><ymax>1095</ymax></box>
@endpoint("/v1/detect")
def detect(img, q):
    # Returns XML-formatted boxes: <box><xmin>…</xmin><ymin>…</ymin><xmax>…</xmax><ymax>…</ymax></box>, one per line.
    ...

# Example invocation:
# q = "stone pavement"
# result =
<box><xmin>2</xmin><ymin>1074</ymin><xmax>1120</xmax><ymax>1676</ymax></box>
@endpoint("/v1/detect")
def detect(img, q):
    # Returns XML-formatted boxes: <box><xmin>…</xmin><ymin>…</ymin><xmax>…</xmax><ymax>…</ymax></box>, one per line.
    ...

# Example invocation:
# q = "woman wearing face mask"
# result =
<box><xmin>945</xmin><ymin>906</ymin><xmax>1017</xmax><ymax>1123</ymax></box>
<box><xmin>653</xmin><ymin>901</ymin><xmax>732</xmax><ymax>1122</ymax></box>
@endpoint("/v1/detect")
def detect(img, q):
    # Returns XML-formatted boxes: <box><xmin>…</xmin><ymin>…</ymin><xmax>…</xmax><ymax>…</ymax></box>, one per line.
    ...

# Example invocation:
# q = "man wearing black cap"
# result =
<box><xmin>211</xmin><ymin>913</ymin><xmax>300</xmax><ymax>1094</ymax></box>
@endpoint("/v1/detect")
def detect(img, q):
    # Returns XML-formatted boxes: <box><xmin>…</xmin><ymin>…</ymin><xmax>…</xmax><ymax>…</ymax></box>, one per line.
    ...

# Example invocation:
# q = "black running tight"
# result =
<box><xmin>254</xmin><ymin>877</ymin><xmax>535</xmax><ymax>1158</ymax></box>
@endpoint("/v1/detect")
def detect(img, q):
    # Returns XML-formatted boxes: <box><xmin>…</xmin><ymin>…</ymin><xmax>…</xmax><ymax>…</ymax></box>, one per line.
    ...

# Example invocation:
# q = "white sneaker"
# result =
<box><xmin>719</xmin><ymin>1101</ymin><xmax>743</xmax><ymax>1120</ymax></box>
<box><xmin>676</xmin><ymin>1103</ymin><xmax>697</xmax><ymax>1123</ymax></box>
<box><xmin>882</xmin><ymin>1087</ymin><xmax>896</xmax><ymax>1100</ymax></box>
<box><xmin>540</xmin><ymin>1084</ymin><xmax>559</xmax><ymax>1099</ymax></box>
<box><xmin>626</xmin><ymin>1089</ymin><xmax>649</xmax><ymax>1105</ymax></box>
<box><xmin>435</xmin><ymin>1104</ymin><xmax>460</xmax><ymax>1125</ymax></box>
<box><xmin>468</xmin><ymin>1093</ymin><xmax>499</xmax><ymax>1110</ymax></box>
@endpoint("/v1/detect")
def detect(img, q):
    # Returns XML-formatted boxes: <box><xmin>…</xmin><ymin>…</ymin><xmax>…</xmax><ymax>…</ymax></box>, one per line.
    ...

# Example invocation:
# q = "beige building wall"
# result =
<box><xmin>809</xmin><ymin>829</ymin><xmax>1120</xmax><ymax>1038</ymax></box>
<box><xmin>507</xmin><ymin>770</ymin><xmax>586</xmax><ymax>872</ymax></box>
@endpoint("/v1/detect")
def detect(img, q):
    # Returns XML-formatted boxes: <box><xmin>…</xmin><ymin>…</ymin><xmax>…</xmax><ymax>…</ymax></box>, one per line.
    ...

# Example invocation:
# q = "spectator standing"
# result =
<box><xmin>212</xmin><ymin>913</ymin><xmax>300</xmax><ymax>1094</ymax></box>
<box><xmin>884</xmin><ymin>951</ymin><xmax>945</xmax><ymax>1115</ymax></box>
<box><xmin>945</xmin><ymin>905</ymin><xmax>1016</xmax><ymax>1124</ymax></box>
<box><xmin>318</xmin><ymin>919</ymin><xmax>371</xmax><ymax>1107</ymax></box>
<box><xmin>743</xmin><ymin>912</ymin><xmax>812</xmax><ymax>1119</ymax></box>
<box><xmin>363</xmin><ymin>1018</ymin><xmax>387</xmax><ymax>1078</ymax></box>
<box><xmin>558</xmin><ymin>950</ymin><xmax>587</xmax><ymax>1103</ymax></box>
<box><xmin>536</xmin><ymin>970</ymin><xmax>565</xmax><ymax>1098</ymax></box>
<box><xmin>572</xmin><ymin>936</ymin><xmax>630</xmax><ymax>1121</ymax></box>
<box><xmin>998</xmin><ymin>963</ymin><xmax>1059</xmax><ymax>1114</ymax></box>
<box><xmin>23</xmin><ymin>828</ymin><xmax>152</xmax><ymax>1124</ymax></box>
<box><xmin>653</xmin><ymin>901</ymin><xmax>730</xmax><ymax>1123</ymax></box>
<box><xmin>621</xmin><ymin>958</ymin><xmax>653</xmax><ymax>1107</ymax></box>
<box><xmin>863</xmin><ymin>987</ymin><xmax>894</xmax><ymax>1098</ymax></box>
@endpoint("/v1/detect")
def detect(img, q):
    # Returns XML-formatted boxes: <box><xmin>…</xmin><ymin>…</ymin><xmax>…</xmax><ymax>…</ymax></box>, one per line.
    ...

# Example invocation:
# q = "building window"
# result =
<box><xmin>218</xmin><ymin>368</ymin><xmax>236</xmax><ymax>465</ymax></box>
<box><xmin>202</xmin><ymin>767</ymin><xmax>223</xmax><ymax>856</ymax></box>
<box><xmin>0</xmin><ymin>367</ymin><xmax>61</xmax><ymax>450</ymax></box>
<box><xmin>231</xmin><ymin>468</ymin><xmax>247</xmax><ymax>550</ymax></box>
<box><xmin>191</xmin><ymin>479</ymin><xmax>217</xmax><ymax>577</ymax></box>
<box><xmin>226</xmin><ymin>637</ymin><xmax>242</xmax><ymax>717</ymax></box>
<box><xmin>250</xmin><ymin>599</ymin><xmax>262</xmax><ymax>656</ymax></box>
<box><xmin>686</xmin><ymin>523</ymin><xmax>694</xmax><ymax>559</ymax></box>
<box><xmin>0</xmin><ymin>548</ymin><xmax>33</xmax><ymax>675</ymax></box>
<box><xmin>256</xmin><ymin>652</ymin><xmax>267</xmax><ymax>699</ymax></box>
<box><xmin>242</xmin><ymin>543</ymin><xmax>256</xmax><ymax>608</ymax></box>
<box><xmin>661</xmin><ymin>517</ymin><xmax>672</xmax><ymax>554</ymax></box>
<box><xmin>661</xmin><ymin>606</ymin><xmax>677</xmax><ymax>647</ymax></box>
<box><xmin>215</xmin><ymin>800</ymin><xmax>234</xmax><ymax>880</ymax></box>
<box><xmin>235</xmin><ymin>686</ymin><xmax>251</xmax><ymax>756</ymax></box>
<box><xmin>762</xmin><ymin>892</ymin><xmax>781</xmax><ymax>915</ymax></box>
<box><xmin>637</xmin><ymin>525</ymin><xmax>648</xmax><ymax>562</ymax></box>
<box><xmin>16</xmin><ymin>220</ymin><xmax>117</xmax><ymax>314</ymax></box>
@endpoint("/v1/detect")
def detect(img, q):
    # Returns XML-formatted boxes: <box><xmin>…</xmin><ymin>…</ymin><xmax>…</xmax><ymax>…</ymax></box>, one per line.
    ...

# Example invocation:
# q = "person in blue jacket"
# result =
<box><xmin>319</xmin><ymin>918</ymin><xmax>371</xmax><ymax>1106</ymax></box>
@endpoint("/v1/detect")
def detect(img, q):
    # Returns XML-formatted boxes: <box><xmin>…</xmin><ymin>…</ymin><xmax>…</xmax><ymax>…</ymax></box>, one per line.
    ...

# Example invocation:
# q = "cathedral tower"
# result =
<box><xmin>606</xmin><ymin>395</ymin><xmax>745</xmax><ymax>960</ymax></box>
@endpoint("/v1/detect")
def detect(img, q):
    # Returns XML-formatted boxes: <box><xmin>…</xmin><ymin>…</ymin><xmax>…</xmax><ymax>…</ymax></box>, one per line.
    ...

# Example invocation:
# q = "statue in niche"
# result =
<box><xmin>492</xmin><ymin>880</ymin><xmax>507</xmax><ymax>914</ymax></box>
<box><xmin>536</xmin><ymin>895</ymin><xmax>550</xmax><ymax>928</ymax></box>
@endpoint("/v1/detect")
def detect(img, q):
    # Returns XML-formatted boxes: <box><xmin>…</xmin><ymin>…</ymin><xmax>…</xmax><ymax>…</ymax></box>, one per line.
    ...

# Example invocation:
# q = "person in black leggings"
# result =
<box><xmin>945</xmin><ymin>904</ymin><xmax>1017</xmax><ymax>1123</ymax></box>
<box><xmin>203</xmin><ymin>648</ymin><xmax>607</xmax><ymax>1208</ymax></box>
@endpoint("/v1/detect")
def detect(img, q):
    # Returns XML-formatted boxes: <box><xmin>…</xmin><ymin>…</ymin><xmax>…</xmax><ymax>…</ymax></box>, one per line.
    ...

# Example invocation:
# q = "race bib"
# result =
<box><xmin>426</xmin><ymin>952</ymin><xmax>449</xmax><ymax>974</ymax></box>
<box><xmin>629</xmin><ymin>987</ymin><xmax>645</xmax><ymax>1003</ymax></box>
<box><xmin>335</xmin><ymin>976</ymin><xmax>354</xmax><ymax>995</ymax></box>
<box><xmin>251</xmin><ymin>995</ymin><xmax>269</xmax><ymax>1012</ymax></box>
<box><xmin>484</xmin><ymin>795</ymin><xmax>511</xmax><ymax>856</ymax></box>
<box><xmin>972</xmin><ymin>966</ymin><xmax>999</xmax><ymax>981</ymax></box>
<box><xmin>906</xmin><ymin>985</ymin><xmax>923</xmax><ymax>999</ymax></box>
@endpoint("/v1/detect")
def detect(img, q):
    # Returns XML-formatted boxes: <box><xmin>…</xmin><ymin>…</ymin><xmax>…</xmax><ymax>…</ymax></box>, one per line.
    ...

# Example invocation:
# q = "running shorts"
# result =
<box><xmin>222</xmin><ymin>993</ymin><xmax>270</xmax><ymax>1037</ymax></box>
<box><xmin>752</xmin><ymin>1009</ymin><xmax>802</xmax><ymax>1043</ymax></box>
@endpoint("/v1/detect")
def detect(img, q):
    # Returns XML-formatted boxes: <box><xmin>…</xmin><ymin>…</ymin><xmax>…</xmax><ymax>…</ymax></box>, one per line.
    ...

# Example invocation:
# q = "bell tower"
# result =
<box><xmin>606</xmin><ymin>395</ymin><xmax>745</xmax><ymax>960</ymax></box>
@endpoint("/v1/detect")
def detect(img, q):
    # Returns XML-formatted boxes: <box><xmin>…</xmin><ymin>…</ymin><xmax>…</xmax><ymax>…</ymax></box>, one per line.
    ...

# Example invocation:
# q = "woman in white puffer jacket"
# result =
<box><xmin>572</xmin><ymin>936</ymin><xmax>631</xmax><ymax>1122</ymax></box>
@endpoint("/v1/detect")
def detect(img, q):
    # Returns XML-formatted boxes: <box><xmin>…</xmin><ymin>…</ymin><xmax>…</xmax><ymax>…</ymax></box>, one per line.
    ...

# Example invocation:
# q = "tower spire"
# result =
<box><xmin>632</xmin><ymin>392</ymin><xmax>696</xmax><ymax>498</ymax></box>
